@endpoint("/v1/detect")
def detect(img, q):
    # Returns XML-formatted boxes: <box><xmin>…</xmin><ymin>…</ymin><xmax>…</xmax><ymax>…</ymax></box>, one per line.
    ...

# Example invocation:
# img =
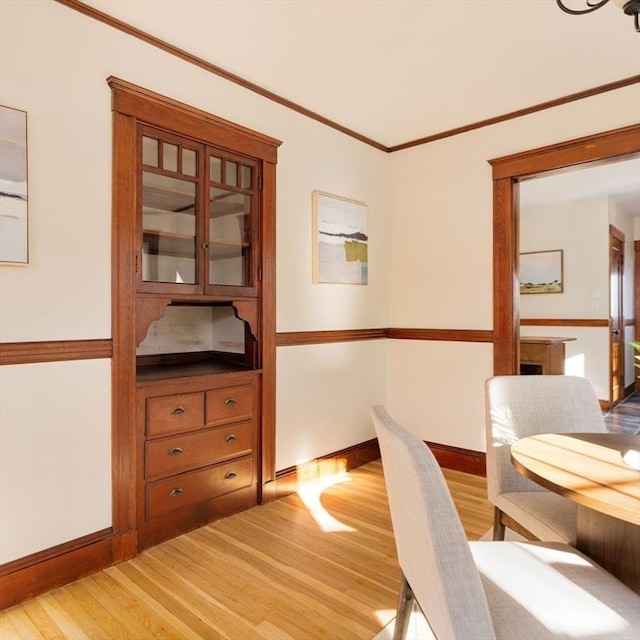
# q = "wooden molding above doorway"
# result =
<box><xmin>489</xmin><ymin>124</ymin><xmax>640</xmax><ymax>377</ymax></box>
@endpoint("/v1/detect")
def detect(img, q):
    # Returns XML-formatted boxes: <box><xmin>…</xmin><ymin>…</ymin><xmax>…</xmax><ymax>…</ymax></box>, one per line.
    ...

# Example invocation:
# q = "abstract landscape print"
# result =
<box><xmin>520</xmin><ymin>250</ymin><xmax>563</xmax><ymax>294</ymax></box>
<box><xmin>313</xmin><ymin>191</ymin><xmax>368</xmax><ymax>285</ymax></box>
<box><xmin>0</xmin><ymin>105</ymin><xmax>28</xmax><ymax>264</ymax></box>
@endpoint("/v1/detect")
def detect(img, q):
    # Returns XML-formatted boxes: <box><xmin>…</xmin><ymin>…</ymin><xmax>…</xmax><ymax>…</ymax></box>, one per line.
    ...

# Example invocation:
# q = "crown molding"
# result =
<box><xmin>51</xmin><ymin>0</ymin><xmax>640</xmax><ymax>153</ymax></box>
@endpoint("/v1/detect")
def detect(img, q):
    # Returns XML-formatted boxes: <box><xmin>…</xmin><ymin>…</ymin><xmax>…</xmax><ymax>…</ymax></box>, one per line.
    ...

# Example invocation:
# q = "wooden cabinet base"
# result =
<box><xmin>137</xmin><ymin>485</ymin><xmax>258</xmax><ymax>550</ymax></box>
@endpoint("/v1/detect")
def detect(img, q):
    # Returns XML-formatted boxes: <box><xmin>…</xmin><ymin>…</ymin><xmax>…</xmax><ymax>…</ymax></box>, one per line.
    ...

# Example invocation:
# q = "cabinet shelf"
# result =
<box><xmin>142</xmin><ymin>231</ymin><xmax>249</xmax><ymax>260</ymax></box>
<box><xmin>143</xmin><ymin>184</ymin><xmax>195</xmax><ymax>213</ymax></box>
<box><xmin>137</xmin><ymin>359</ymin><xmax>252</xmax><ymax>383</ymax></box>
<box><xmin>210</xmin><ymin>239</ymin><xmax>250</xmax><ymax>259</ymax></box>
<box><xmin>143</xmin><ymin>206</ymin><xmax>195</xmax><ymax>216</ymax></box>
<box><xmin>210</xmin><ymin>203</ymin><xmax>246</xmax><ymax>218</ymax></box>
<box><xmin>142</xmin><ymin>185</ymin><xmax>248</xmax><ymax>219</ymax></box>
<box><xmin>143</xmin><ymin>230</ymin><xmax>195</xmax><ymax>258</ymax></box>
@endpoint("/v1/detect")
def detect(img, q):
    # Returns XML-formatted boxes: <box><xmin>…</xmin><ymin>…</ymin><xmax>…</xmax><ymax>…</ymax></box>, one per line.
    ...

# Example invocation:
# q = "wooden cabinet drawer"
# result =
<box><xmin>146</xmin><ymin>392</ymin><xmax>204</xmax><ymax>436</ymax></box>
<box><xmin>146</xmin><ymin>421</ymin><xmax>254</xmax><ymax>481</ymax></box>
<box><xmin>146</xmin><ymin>457</ymin><xmax>253</xmax><ymax>520</ymax></box>
<box><xmin>206</xmin><ymin>384</ymin><xmax>253</xmax><ymax>425</ymax></box>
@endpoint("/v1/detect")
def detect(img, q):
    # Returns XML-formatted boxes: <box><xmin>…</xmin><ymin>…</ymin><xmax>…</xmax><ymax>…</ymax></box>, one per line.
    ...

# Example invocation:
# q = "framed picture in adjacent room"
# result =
<box><xmin>520</xmin><ymin>249</ymin><xmax>563</xmax><ymax>294</ymax></box>
<box><xmin>0</xmin><ymin>105</ymin><xmax>29</xmax><ymax>264</ymax></box>
<box><xmin>312</xmin><ymin>190</ymin><xmax>368</xmax><ymax>285</ymax></box>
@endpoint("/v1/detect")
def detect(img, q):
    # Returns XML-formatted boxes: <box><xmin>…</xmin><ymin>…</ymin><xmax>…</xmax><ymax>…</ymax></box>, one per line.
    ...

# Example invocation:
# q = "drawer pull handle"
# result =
<box><xmin>224</xmin><ymin>398</ymin><xmax>237</xmax><ymax>407</ymax></box>
<box><xmin>225</xmin><ymin>434</ymin><xmax>237</xmax><ymax>444</ymax></box>
<box><xmin>169</xmin><ymin>487</ymin><xmax>184</xmax><ymax>498</ymax></box>
<box><xmin>169</xmin><ymin>447</ymin><xmax>183</xmax><ymax>457</ymax></box>
<box><xmin>225</xmin><ymin>472</ymin><xmax>238</xmax><ymax>480</ymax></box>
<box><xmin>172</xmin><ymin>406</ymin><xmax>185</xmax><ymax>416</ymax></box>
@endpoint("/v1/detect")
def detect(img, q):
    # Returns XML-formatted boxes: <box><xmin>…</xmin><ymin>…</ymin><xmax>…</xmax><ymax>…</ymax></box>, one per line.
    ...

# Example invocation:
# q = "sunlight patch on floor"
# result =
<box><xmin>296</xmin><ymin>458</ymin><xmax>356</xmax><ymax>533</ymax></box>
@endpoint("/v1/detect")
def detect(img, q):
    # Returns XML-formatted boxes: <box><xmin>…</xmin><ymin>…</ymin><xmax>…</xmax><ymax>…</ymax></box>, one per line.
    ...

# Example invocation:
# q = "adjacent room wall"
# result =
<box><xmin>520</xmin><ymin>196</ymin><xmax>609</xmax><ymax>398</ymax></box>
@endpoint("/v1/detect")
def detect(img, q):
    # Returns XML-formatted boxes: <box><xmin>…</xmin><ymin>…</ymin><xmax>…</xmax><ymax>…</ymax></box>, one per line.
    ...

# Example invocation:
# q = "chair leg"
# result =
<box><xmin>493</xmin><ymin>506</ymin><xmax>506</xmax><ymax>541</ymax></box>
<box><xmin>393</xmin><ymin>572</ymin><xmax>415</xmax><ymax>640</ymax></box>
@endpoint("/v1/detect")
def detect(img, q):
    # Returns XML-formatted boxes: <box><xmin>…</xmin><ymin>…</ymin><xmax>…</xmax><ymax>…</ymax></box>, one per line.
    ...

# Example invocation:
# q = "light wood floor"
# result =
<box><xmin>0</xmin><ymin>461</ymin><xmax>493</xmax><ymax>640</ymax></box>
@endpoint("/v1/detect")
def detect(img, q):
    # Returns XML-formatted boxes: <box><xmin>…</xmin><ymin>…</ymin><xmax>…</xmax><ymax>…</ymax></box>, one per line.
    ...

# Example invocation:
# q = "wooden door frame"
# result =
<box><xmin>489</xmin><ymin>124</ymin><xmax>640</xmax><ymax>376</ymax></box>
<box><xmin>609</xmin><ymin>225</ymin><xmax>625</xmax><ymax>405</ymax></box>
<box><xmin>636</xmin><ymin>240</ymin><xmax>640</xmax><ymax>391</ymax></box>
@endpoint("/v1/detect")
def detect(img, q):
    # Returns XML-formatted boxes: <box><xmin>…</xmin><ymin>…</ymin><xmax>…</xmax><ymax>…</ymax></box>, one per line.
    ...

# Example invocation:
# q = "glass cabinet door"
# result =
<box><xmin>139</xmin><ymin>129</ymin><xmax>201</xmax><ymax>290</ymax></box>
<box><xmin>207</xmin><ymin>152</ymin><xmax>257</xmax><ymax>292</ymax></box>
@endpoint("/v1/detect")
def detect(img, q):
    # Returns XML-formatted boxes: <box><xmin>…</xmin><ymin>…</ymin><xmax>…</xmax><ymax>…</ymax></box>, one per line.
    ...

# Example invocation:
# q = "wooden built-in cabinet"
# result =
<box><xmin>110</xmin><ymin>77</ymin><xmax>281</xmax><ymax>556</ymax></box>
<box><xmin>138</xmin><ymin>124</ymin><xmax>260</xmax><ymax>299</ymax></box>
<box><xmin>137</xmin><ymin>367</ymin><xmax>260</xmax><ymax>548</ymax></box>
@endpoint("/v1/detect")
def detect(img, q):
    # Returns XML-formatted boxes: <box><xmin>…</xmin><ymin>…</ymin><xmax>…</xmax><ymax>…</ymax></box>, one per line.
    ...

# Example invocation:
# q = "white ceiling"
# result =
<box><xmin>82</xmin><ymin>0</ymin><xmax>640</xmax><ymax>148</ymax></box>
<box><xmin>520</xmin><ymin>158</ymin><xmax>640</xmax><ymax>209</ymax></box>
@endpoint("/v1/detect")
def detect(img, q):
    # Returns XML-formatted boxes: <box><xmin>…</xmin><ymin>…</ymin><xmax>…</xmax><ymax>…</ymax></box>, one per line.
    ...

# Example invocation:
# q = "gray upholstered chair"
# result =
<box><xmin>372</xmin><ymin>405</ymin><xmax>640</xmax><ymax>640</ymax></box>
<box><xmin>485</xmin><ymin>375</ymin><xmax>607</xmax><ymax>543</ymax></box>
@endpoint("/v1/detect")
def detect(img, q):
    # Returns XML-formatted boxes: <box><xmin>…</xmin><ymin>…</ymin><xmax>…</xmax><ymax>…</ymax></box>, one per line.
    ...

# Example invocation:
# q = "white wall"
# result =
<box><xmin>519</xmin><ymin>196</ymin><xmax>610</xmax><ymax>398</ymax></box>
<box><xmin>0</xmin><ymin>0</ymin><xmax>389</xmax><ymax>560</ymax></box>
<box><xmin>0</xmin><ymin>360</ymin><xmax>112</xmax><ymax>564</ymax></box>
<box><xmin>388</xmin><ymin>85</ymin><xmax>639</xmax><ymax>448</ymax></box>
<box><xmin>520</xmin><ymin>197</ymin><xmax>609</xmax><ymax>320</ymax></box>
<box><xmin>276</xmin><ymin>340</ymin><xmax>388</xmax><ymax>469</ymax></box>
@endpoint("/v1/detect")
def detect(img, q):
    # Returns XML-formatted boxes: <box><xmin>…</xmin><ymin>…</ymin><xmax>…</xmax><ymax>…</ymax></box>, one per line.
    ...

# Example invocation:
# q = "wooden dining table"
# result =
<box><xmin>511</xmin><ymin>432</ymin><xmax>640</xmax><ymax>594</ymax></box>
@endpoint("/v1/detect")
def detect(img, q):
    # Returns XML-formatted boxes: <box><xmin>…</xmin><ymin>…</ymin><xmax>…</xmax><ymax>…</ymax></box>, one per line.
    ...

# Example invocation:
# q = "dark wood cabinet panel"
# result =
<box><xmin>146</xmin><ymin>391</ymin><xmax>205</xmax><ymax>436</ymax></box>
<box><xmin>110</xmin><ymin>78</ymin><xmax>279</xmax><ymax>556</ymax></box>
<box><xmin>146</xmin><ymin>456</ymin><xmax>254</xmax><ymax>520</ymax></box>
<box><xmin>146</xmin><ymin>421</ymin><xmax>253</xmax><ymax>481</ymax></box>
<box><xmin>205</xmin><ymin>384</ymin><xmax>254</xmax><ymax>426</ymax></box>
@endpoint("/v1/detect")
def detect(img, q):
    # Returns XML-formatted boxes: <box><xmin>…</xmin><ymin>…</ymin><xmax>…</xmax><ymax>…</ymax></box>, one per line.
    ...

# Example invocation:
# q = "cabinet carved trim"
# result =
<box><xmin>136</xmin><ymin>298</ymin><xmax>172</xmax><ymax>346</ymax></box>
<box><xmin>231</xmin><ymin>300</ymin><xmax>258</xmax><ymax>341</ymax></box>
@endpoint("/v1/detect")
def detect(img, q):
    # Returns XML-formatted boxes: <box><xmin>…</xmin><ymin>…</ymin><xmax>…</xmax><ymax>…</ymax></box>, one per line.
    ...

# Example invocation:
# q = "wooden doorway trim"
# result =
<box><xmin>609</xmin><ymin>225</ymin><xmax>625</xmax><ymax>405</ymax></box>
<box><xmin>635</xmin><ymin>240</ymin><xmax>640</xmax><ymax>392</ymax></box>
<box><xmin>489</xmin><ymin>124</ymin><xmax>640</xmax><ymax>376</ymax></box>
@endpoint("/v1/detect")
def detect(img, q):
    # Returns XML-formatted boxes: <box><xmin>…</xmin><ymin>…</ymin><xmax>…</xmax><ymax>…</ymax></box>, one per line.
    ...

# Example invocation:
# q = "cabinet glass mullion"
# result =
<box><xmin>206</xmin><ymin>150</ymin><xmax>257</xmax><ymax>289</ymax></box>
<box><xmin>139</xmin><ymin>128</ymin><xmax>202</xmax><ymax>288</ymax></box>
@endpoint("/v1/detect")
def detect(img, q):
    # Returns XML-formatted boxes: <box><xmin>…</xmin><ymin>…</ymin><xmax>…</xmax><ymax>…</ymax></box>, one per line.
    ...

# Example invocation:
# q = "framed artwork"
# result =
<box><xmin>0</xmin><ymin>105</ymin><xmax>28</xmax><ymax>264</ymax></box>
<box><xmin>312</xmin><ymin>191</ymin><xmax>368</xmax><ymax>285</ymax></box>
<box><xmin>520</xmin><ymin>249</ymin><xmax>563</xmax><ymax>294</ymax></box>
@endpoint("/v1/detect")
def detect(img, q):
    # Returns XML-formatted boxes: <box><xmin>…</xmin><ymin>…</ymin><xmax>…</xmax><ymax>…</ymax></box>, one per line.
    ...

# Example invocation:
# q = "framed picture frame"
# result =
<box><xmin>312</xmin><ymin>190</ymin><xmax>368</xmax><ymax>285</ymax></box>
<box><xmin>0</xmin><ymin>105</ymin><xmax>29</xmax><ymax>265</ymax></box>
<box><xmin>520</xmin><ymin>249</ymin><xmax>563</xmax><ymax>294</ymax></box>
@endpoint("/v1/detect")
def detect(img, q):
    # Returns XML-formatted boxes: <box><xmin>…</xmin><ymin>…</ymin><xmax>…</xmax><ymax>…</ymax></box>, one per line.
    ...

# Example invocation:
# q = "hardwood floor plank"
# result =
<box><xmin>55</xmin><ymin>581</ymin><xmax>121</xmax><ymax>640</ymax></box>
<box><xmin>1</xmin><ymin>604</ymin><xmax>45</xmax><ymax>640</ymax></box>
<box><xmin>138</xmin><ymin>545</ymin><xmax>273</xmax><ymax>639</ymax></box>
<box><xmin>88</xmin><ymin>570</ymin><xmax>193</xmax><ymax>639</ymax></box>
<box><xmin>20</xmin><ymin>599</ymin><xmax>65</xmax><ymax>640</ymax></box>
<box><xmin>0</xmin><ymin>460</ymin><xmax>494</xmax><ymax>639</ymax></box>
<box><xmin>0</xmin><ymin>614</ymin><xmax>23</xmax><ymax>640</ymax></box>
<box><xmin>50</xmin><ymin>587</ymin><xmax>112</xmax><ymax>640</ymax></box>
<box><xmin>36</xmin><ymin>593</ymin><xmax>89</xmax><ymax>640</ymax></box>
<box><xmin>107</xmin><ymin>562</ymin><xmax>209</xmax><ymax>639</ymax></box>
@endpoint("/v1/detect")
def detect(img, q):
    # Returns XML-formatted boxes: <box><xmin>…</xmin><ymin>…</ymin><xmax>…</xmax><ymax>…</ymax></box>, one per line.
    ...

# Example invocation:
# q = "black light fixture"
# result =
<box><xmin>557</xmin><ymin>0</ymin><xmax>640</xmax><ymax>32</ymax></box>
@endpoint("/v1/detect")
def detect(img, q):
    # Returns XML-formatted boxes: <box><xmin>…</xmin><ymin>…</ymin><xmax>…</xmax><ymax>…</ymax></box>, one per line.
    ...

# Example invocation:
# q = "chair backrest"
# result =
<box><xmin>372</xmin><ymin>406</ymin><xmax>496</xmax><ymax>640</ymax></box>
<box><xmin>485</xmin><ymin>375</ymin><xmax>606</xmax><ymax>501</ymax></box>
